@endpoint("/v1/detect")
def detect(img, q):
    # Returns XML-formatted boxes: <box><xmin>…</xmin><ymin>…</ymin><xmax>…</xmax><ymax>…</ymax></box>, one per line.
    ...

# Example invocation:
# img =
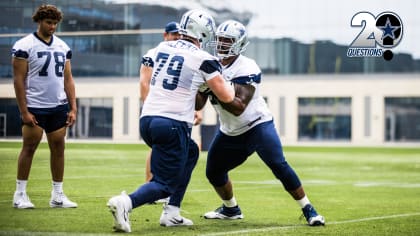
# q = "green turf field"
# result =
<box><xmin>0</xmin><ymin>142</ymin><xmax>419</xmax><ymax>235</ymax></box>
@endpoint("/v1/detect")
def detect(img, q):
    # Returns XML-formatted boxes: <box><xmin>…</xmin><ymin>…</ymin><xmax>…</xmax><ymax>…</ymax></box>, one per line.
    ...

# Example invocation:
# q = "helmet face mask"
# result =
<box><xmin>179</xmin><ymin>9</ymin><xmax>216</xmax><ymax>50</ymax></box>
<box><xmin>216</xmin><ymin>20</ymin><xmax>249</xmax><ymax>59</ymax></box>
<box><xmin>216</xmin><ymin>36</ymin><xmax>236</xmax><ymax>58</ymax></box>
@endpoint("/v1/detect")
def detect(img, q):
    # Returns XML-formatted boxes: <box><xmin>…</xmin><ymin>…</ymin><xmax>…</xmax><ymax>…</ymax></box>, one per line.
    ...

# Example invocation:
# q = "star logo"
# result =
<box><xmin>379</xmin><ymin>17</ymin><xmax>400</xmax><ymax>40</ymax></box>
<box><xmin>348</xmin><ymin>11</ymin><xmax>403</xmax><ymax>61</ymax></box>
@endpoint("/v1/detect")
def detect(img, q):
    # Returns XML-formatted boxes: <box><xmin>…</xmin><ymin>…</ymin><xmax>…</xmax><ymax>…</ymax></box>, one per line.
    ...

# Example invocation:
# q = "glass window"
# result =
<box><xmin>298</xmin><ymin>97</ymin><xmax>351</xmax><ymax>140</ymax></box>
<box><xmin>68</xmin><ymin>98</ymin><xmax>113</xmax><ymax>138</ymax></box>
<box><xmin>0</xmin><ymin>98</ymin><xmax>20</xmax><ymax>137</ymax></box>
<box><xmin>385</xmin><ymin>97</ymin><xmax>420</xmax><ymax>141</ymax></box>
<box><xmin>2</xmin><ymin>0</ymin><xmax>419</xmax><ymax>79</ymax></box>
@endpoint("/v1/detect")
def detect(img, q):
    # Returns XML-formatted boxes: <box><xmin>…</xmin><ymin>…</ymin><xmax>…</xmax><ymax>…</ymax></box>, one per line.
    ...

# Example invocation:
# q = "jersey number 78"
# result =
<box><xmin>37</xmin><ymin>51</ymin><xmax>65</xmax><ymax>77</ymax></box>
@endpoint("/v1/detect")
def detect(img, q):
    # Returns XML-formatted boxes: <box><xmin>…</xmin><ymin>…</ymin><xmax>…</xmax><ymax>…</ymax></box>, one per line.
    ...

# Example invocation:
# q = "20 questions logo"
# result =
<box><xmin>347</xmin><ymin>11</ymin><xmax>403</xmax><ymax>61</ymax></box>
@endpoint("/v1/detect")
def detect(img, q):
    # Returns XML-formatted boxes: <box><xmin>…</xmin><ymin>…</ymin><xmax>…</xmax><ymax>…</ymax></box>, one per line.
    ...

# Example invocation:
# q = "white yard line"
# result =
<box><xmin>198</xmin><ymin>212</ymin><xmax>420</xmax><ymax>236</ymax></box>
<box><xmin>1</xmin><ymin>212</ymin><xmax>418</xmax><ymax>235</ymax></box>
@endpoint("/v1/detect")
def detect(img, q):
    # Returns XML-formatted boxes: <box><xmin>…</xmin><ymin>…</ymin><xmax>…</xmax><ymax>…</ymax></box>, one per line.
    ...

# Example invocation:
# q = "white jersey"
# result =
<box><xmin>141</xmin><ymin>40</ymin><xmax>221</xmax><ymax>125</ymax></box>
<box><xmin>214</xmin><ymin>55</ymin><xmax>272</xmax><ymax>136</ymax></box>
<box><xmin>12</xmin><ymin>33</ymin><xmax>71</xmax><ymax>108</ymax></box>
<box><xmin>141</xmin><ymin>47</ymin><xmax>157</xmax><ymax>67</ymax></box>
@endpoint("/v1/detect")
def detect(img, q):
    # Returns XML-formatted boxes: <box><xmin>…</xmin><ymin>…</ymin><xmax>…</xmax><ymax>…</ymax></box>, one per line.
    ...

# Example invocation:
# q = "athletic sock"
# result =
<box><xmin>223</xmin><ymin>197</ymin><xmax>237</xmax><ymax>208</ymax></box>
<box><xmin>16</xmin><ymin>179</ymin><xmax>27</xmax><ymax>192</ymax></box>
<box><xmin>166</xmin><ymin>204</ymin><xmax>180</xmax><ymax>215</ymax></box>
<box><xmin>52</xmin><ymin>181</ymin><xmax>63</xmax><ymax>193</ymax></box>
<box><xmin>297</xmin><ymin>195</ymin><xmax>311</xmax><ymax>208</ymax></box>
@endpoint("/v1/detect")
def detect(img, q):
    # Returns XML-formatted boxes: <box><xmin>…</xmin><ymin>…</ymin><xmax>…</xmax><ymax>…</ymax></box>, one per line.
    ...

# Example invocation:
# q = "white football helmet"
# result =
<box><xmin>216</xmin><ymin>20</ymin><xmax>249</xmax><ymax>59</ymax></box>
<box><xmin>179</xmin><ymin>9</ymin><xmax>216</xmax><ymax>50</ymax></box>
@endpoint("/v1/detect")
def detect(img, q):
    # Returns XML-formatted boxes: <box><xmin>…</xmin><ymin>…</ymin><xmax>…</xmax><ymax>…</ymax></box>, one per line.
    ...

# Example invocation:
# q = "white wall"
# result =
<box><xmin>259</xmin><ymin>74</ymin><xmax>420</xmax><ymax>145</ymax></box>
<box><xmin>1</xmin><ymin>73</ymin><xmax>419</xmax><ymax>146</ymax></box>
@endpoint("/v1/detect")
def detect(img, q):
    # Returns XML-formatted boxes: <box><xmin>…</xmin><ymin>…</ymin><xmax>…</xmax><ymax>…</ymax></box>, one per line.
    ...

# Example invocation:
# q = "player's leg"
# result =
<box><xmin>253</xmin><ymin>120</ymin><xmax>325</xmax><ymax>226</ymax></box>
<box><xmin>141</xmin><ymin>118</ymin><xmax>192</xmax><ymax>226</ymax></box>
<box><xmin>46</xmin><ymin>106</ymin><xmax>77</xmax><ymax>208</ymax></box>
<box><xmin>145</xmin><ymin>150</ymin><xmax>169</xmax><ymax>204</ymax></box>
<box><xmin>167</xmin><ymin>138</ymin><xmax>199</xmax><ymax>207</ymax></box>
<box><xmin>108</xmin><ymin>116</ymin><xmax>191</xmax><ymax>231</ymax></box>
<box><xmin>17</xmin><ymin>125</ymin><xmax>43</xmax><ymax>181</ymax></box>
<box><xmin>107</xmin><ymin>116</ymin><xmax>164</xmax><ymax>232</ymax></box>
<box><xmin>213</xmin><ymin>179</ymin><xmax>233</xmax><ymax>200</ymax></box>
<box><xmin>204</xmin><ymin>131</ymin><xmax>247</xmax><ymax>219</ymax></box>
<box><xmin>47</xmin><ymin>127</ymin><xmax>66</xmax><ymax>183</ymax></box>
<box><xmin>142</xmin><ymin>116</ymin><xmax>168</xmax><ymax>204</ymax></box>
<box><xmin>252</xmin><ymin>121</ymin><xmax>302</xmax><ymax>191</ymax></box>
<box><xmin>145</xmin><ymin>151</ymin><xmax>153</xmax><ymax>182</ymax></box>
<box><xmin>13</xmin><ymin>124</ymin><xmax>43</xmax><ymax>209</ymax></box>
<box><xmin>160</xmin><ymin>138</ymin><xmax>199</xmax><ymax>226</ymax></box>
<box><xmin>128</xmin><ymin>116</ymin><xmax>174</xmax><ymax>206</ymax></box>
<box><xmin>140</xmin><ymin>114</ymin><xmax>153</xmax><ymax>183</ymax></box>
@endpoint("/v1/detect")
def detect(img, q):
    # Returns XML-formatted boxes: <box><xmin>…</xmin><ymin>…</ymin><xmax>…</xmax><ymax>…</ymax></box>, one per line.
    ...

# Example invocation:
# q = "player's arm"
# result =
<box><xmin>139</xmin><ymin>64</ymin><xmax>153</xmax><ymax>103</ymax></box>
<box><xmin>12</xmin><ymin>57</ymin><xmax>36</xmax><ymax>126</ymax></box>
<box><xmin>206</xmin><ymin>74</ymin><xmax>235</xmax><ymax>104</ymax></box>
<box><xmin>195</xmin><ymin>91</ymin><xmax>208</xmax><ymax>111</ymax></box>
<box><xmin>219</xmin><ymin>83</ymin><xmax>255</xmax><ymax>116</ymax></box>
<box><xmin>199</xmin><ymin>59</ymin><xmax>234</xmax><ymax>104</ymax></box>
<box><xmin>63</xmin><ymin>59</ymin><xmax>77</xmax><ymax>127</ymax></box>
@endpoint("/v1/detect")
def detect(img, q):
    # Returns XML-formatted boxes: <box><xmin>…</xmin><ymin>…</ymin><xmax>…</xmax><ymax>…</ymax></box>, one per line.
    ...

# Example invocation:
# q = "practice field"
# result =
<box><xmin>0</xmin><ymin>142</ymin><xmax>419</xmax><ymax>235</ymax></box>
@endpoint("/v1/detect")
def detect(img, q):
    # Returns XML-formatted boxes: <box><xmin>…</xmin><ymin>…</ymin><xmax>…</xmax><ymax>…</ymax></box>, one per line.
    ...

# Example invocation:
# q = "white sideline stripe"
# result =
<box><xmin>198</xmin><ymin>212</ymin><xmax>420</xmax><ymax>236</ymax></box>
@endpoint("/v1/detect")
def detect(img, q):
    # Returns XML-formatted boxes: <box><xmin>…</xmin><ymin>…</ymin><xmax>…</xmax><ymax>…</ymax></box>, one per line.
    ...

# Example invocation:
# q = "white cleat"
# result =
<box><xmin>50</xmin><ymin>191</ymin><xmax>78</xmax><ymax>208</ymax></box>
<box><xmin>159</xmin><ymin>204</ymin><xmax>193</xmax><ymax>227</ymax></box>
<box><xmin>13</xmin><ymin>191</ymin><xmax>35</xmax><ymax>209</ymax></box>
<box><xmin>107</xmin><ymin>191</ymin><xmax>132</xmax><ymax>233</ymax></box>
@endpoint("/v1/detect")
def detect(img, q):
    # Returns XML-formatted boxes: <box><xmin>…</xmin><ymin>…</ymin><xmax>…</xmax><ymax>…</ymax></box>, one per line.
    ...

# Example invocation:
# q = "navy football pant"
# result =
<box><xmin>206</xmin><ymin>120</ymin><xmax>302</xmax><ymax>191</ymax></box>
<box><xmin>130</xmin><ymin>116</ymin><xmax>199</xmax><ymax>208</ymax></box>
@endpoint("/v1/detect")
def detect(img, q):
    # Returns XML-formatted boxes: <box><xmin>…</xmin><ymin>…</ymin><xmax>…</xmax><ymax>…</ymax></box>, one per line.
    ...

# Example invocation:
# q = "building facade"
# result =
<box><xmin>0</xmin><ymin>0</ymin><xmax>419</xmax><ymax>145</ymax></box>
<box><xmin>1</xmin><ymin>74</ymin><xmax>419</xmax><ymax>146</ymax></box>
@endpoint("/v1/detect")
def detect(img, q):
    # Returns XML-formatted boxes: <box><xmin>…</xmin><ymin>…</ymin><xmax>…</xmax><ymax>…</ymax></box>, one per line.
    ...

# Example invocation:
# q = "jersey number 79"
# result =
<box><xmin>151</xmin><ymin>52</ymin><xmax>184</xmax><ymax>90</ymax></box>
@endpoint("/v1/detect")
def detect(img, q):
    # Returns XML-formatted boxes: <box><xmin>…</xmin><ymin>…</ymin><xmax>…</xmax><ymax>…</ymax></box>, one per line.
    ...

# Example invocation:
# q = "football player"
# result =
<box><xmin>107</xmin><ymin>9</ymin><xmax>235</xmax><ymax>232</ymax></box>
<box><xmin>139</xmin><ymin>22</ymin><xmax>203</xmax><ymax>205</ymax></box>
<box><xmin>197</xmin><ymin>20</ymin><xmax>325</xmax><ymax>226</ymax></box>
<box><xmin>12</xmin><ymin>4</ymin><xmax>77</xmax><ymax>209</ymax></box>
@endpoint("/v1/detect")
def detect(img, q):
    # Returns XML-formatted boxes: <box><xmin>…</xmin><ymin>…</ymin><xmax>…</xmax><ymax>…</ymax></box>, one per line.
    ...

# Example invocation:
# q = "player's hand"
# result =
<box><xmin>66</xmin><ymin>109</ymin><xmax>77</xmax><ymax>127</ymax></box>
<box><xmin>21</xmin><ymin>111</ymin><xmax>38</xmax><ymax>127</ymax></box>
<box><xmin>193</xmin><ymin>111</ymin><xmax>203</xmax><ymax>126</ymax></box>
